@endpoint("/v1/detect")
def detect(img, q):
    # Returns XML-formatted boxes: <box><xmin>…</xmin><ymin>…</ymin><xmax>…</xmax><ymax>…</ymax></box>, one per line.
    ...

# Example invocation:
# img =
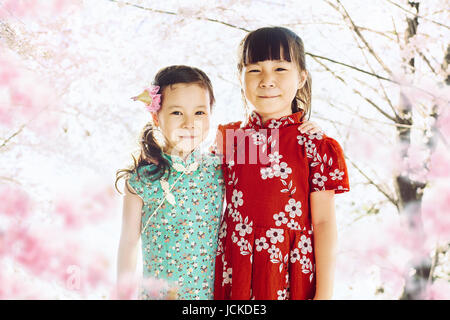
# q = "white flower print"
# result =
<box><xmin>299</xmin><ymin>256</ymin><xmax>310</xmax><ymax>268</ymax></box>
<box><xmin>296</xmin><ymin>135</ymin><xmax>307</xmax><ymax>145</ymax></box>
<box><xmin>235</xmin><ymin>216</ymin><xmax>253</xmax><ymax>237</ymax></box>
<box><xmin>312</xmin><ymin>172</ymin><xmax>328</xmax><ymax>187</ymax></box>
<box><xmin>273</xmin><ymin>211</ymin><xmax>288</xmax><ymax>226</ymax></box>
<box><xmin>251</xmin><ymin>132</ymin><xmax>266</xmax><ymax>145</ymax></box>
<box><xmin>231</xmin><ymin>189</ymin><xmax>244</xmax><ymax>208</ymax></box>
<box><xmin>216</xmin><ymin>241</ymin><xmax>223</xmax><ymax>255</ymax></box>
<box><xmin>287</xmin><ymin>219</ymin><xmax>300</xmax><ymax>230</ymax></box>
<box><xmin>255</xmin><ymin>237</ymin><xmax>269</xmax><ymax>252</ymax></box>
<box><xmin>284</xmin><ymin>198</ymin><xmax>302</xmax><ymax>218</ymax></box>
<box><xmin>329</xmin><ymin>168</ymin><xmax>344</xmax><ymax>180</ymax></box>
<box><xmin>305</xmin><ymin>140</ymin><xmax>316</xmax><ymax>153</ymax></box>
<box><xmin>218</xmin><ymin>221</ymin><xmax>227</xmax><ymax>239</ymax></box>
<box><xmin>260</xmin><ymin>167</ymin><xmax>274</xmax><ymax>180</ymax></box>
<box><xmin>237</xmin><ymin>237</ymin><xmax>248</xmax><ymax>249</ymax></box>
<box><xmin>308</xmin><ymin>132</ymin><xmax>323</xmax><ymax>140</ymax></box>
<box><xmin>268</xmin><ymin>120</ymin><xmax>282</xmax><ymax>129</ymax></box>
<box><xmin>299</xmin><ymin>235</ymin><xmax>312</xmax><ymax>254</ymax></box>
<box><xmin>290</xmin><ymin>248</ymin><xmax>301</xmax><ymax>263</ymax></box>
<box><xmin>268</xmin><ymin>245</ymin><xmax>281</xmax><ymax>259</ymax></box>
<box><xmin>231</xmin><ymin>231</ymin><xmax>238</xmax><ymax>243</ymax></box>
<box><xmin>250</xmin><ymin>113</ymin><xmax>262</xmax><ymax>126</ymax></box>
<box><xmin>272</xmin><ymin>162</ymin><xmax>292</xmax><ymax>179</ymax></box>
<box><xmin>223</xmin><ymin>268</ymin><xmax>232</xmax><ymax>284</ymax></box>
<box><xmin>266</xmin><ymin>228</ymin><xmax>285</xmax><ymax>244</ymax></box>
<box><xmin>300</xmin><ymin>256</ymin><xmax>313</xmax><ymax>274</ymax></box>
<box><xmin>231</xmin><ymin>209</ymin><xmax>240</xmax><ymax>222</ymax></box>
<box><xmin>268</xmin><ymin>151</ymin><xmax>283</xmax><ymax>164</ymax></box>
<box><xmin>277</xmin><ymin>289</ymin><xmax>287</xmax><ymax>300</ymax></box>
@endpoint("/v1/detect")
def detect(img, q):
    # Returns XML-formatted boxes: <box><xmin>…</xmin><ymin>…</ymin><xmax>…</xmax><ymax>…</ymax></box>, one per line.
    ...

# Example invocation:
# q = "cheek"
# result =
<box><xmin>243</xmin><ymin>77</ymin><xmax>255</xmax><ymax>95</ymax></box>
<box><xmin>198</xmin><ymin>118</ymin><xmax>210</xmax><ymax>135</ymax></box>
<box><xmin>283</xmin><ymin>79</ymin><xmax>299</xmax><ymax>97</ymax></box>
<box><xmin>159</xmin><ymin>116</ymin><xmax>180</xmax><ymax>137</ymax></box>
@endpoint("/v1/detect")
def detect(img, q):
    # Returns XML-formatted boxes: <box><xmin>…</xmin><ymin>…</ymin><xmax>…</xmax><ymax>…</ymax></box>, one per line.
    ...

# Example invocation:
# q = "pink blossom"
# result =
<box><xmin>54</xmin><ymin>185</ymin><xmax>116</xmax><ymax>229</ymax></box>
<box><xmin>0</xmin><ymin>186</ymin><xmax>32</xmax><ymax>218</ymax></box>
<box><xmin>425</xmin><ymin>279</ymin><xmax>450</xmax><ymax>300</ymax></box>
<box><xmin>436</xmin><ymin>107</ymin><xmax>450</xmax><ymax>139</ymax></box>
<box><xmin>422</xmin><ymin>189</ymin><xmax>450</xmax><ymax>243</ymax></box>
<box><xmin>428</xmin><ymin>145</ymin><xmax>450</xmax><ymax>180</ymax></box>
<box><xmin>0</xmin><ymin>0</ymin><xmax>80</xmax><ymax>19</ymax></box>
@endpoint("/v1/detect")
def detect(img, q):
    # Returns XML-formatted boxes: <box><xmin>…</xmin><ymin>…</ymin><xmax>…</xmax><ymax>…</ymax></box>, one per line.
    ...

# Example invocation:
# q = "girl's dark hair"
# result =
<box><xmin>115</xmin><ymin>65</ymin><xmax>215</xmax><ymax>194</ymax></box>
<box><xmin>237</xmin><ymin>26</ymin><xmax>311</xmax><ymax>121</ymax></box>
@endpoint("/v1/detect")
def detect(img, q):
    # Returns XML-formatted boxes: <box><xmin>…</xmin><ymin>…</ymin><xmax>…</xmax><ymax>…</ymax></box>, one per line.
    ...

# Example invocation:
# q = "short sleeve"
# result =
<box><xmin>215</xmin><ymin>122</ymin><xmax>242</xmax><ymax>157</ymax></box>
<box><xmin>308</xmin><ymin>136</ymin><xmax>350</xmax><ymax>194</ymax></box>
<box><xmin>126</xmin><ymin>166</ymin><xmax>152</xmax><ymax>201</ymax></box>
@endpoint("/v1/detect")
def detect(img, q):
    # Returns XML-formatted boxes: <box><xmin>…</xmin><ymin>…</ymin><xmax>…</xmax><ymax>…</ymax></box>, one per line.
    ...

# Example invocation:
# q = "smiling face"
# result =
<box><xmin>242</xmin><ymin>57</ymin><xmax>306</xmax><ymax>122</ymax></box>
<box><xmin>238</xmin><ymin>27</ymin><xmax>310</xmax><ymax>123</ymax></box>
<box><xmin>153</xmin><ymin>83</ymin><xmax>211</xmax><ymax>157</ymax></box>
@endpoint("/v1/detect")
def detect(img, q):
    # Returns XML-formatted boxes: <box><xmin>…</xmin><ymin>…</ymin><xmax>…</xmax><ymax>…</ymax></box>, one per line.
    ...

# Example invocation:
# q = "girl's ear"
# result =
<box><xmin>151</xmin><ymin>112</ymin><xmax>159</xmax><ymax>127</ymax></box>
<box><xmin>298</xmin><ymin>70</ymin><xmax>308</xmax><ymax>90</ymax></box>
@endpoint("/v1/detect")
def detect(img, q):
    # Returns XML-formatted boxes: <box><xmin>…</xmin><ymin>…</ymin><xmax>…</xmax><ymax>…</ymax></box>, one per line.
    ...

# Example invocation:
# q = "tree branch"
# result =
<box><xmin>384</xmin><ymin>0</ymin><xmax>450</xmax><ymax>30</ymax></box>
<box><xmin>329</xmin><ymin>0</ymin><xmax>393</xmax><ymax>75</ymax></box>
<box><xmin>312</xmin><ymin>56</ymin><xmax>397</xmax><ymax>122</ymax></box>
<box><xmin>106</xmin><ymin>0</ymin><xmax>251</xmax><ymax>32</ymax></box>
<box><xmin>0</xmin><ymin>124</ymin><xmax>25</xmax><ymax>150</ymax></box>
<box><xmin>307</xmin><ymin>52</ymin><xmax>393</xmax><ymax>82</ymax></box>
<box><xmin>345</xmin><ymin>154</ymin><xmax>399</xmax><ymax>210</ymax></box>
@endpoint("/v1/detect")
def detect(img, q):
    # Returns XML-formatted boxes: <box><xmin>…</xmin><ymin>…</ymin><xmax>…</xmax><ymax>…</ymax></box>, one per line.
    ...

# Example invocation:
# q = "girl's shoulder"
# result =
<box><xmin>296</xmin><ymin>130</ymin><xmax>348</xmax><ymax>171</ymax></box>
<box><xmin>128</xmin><ymin>163</ymin><xmax>158</xmax><ymax>185</ymax></box>
<box><xmin>297</xmin><ymin>129</ymin><xmax>344</xmax><ymax>149</ymax></box>
<box><xmin>218</xmin><ymin>121</ymin><xmax>243</xmax><ymax>133</ymax></box>
<box><xmin>215</xmin><ymin>121</ymin><xmax>243</xmax><ymax>156</ymax></box>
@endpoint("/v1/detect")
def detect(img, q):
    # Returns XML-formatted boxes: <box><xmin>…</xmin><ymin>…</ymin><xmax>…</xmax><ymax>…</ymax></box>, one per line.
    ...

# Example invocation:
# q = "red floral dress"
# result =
<box><xmin>214</xmin><ymin>110</ymin><xmax>350</xmax><ymax>300</ymax></box>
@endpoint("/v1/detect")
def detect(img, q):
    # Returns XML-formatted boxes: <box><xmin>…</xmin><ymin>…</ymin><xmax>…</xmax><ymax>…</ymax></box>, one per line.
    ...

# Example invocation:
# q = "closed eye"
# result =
<box><xmin>276</xmin><ymin>68</ymin><xmax>287</xmax><ymax>71</ymax></box>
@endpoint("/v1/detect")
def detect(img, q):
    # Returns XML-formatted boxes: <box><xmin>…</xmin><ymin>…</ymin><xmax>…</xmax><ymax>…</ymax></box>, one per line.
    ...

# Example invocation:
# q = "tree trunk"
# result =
<box><xmin>397</xmin><ymin>1</ymin><xmax>432</xmax><ymax>300</ymax></box>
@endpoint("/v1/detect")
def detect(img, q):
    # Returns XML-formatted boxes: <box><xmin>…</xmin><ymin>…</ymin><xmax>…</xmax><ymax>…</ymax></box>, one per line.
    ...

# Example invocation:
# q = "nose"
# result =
<box><xmin>182</xmin><ymin>114</ymin><xmax>195</xmax><ymax>129</ymax></box>
<box><xmin>259</xmin><ymin>72</ymin><xmax>275</xmax><ymax>88</ymax></box>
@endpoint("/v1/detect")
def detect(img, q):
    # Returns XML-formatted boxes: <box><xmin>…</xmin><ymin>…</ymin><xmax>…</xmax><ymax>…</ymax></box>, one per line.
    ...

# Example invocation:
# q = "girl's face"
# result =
<box><xmin>242</xmin><ymin>58</ymin><xmax>306</xmax><ymax>121</ymax></box>
<box><xmin>153</xmin><ymin>83</ymin><xmax>211</xmax><ymax>156</ymax></box>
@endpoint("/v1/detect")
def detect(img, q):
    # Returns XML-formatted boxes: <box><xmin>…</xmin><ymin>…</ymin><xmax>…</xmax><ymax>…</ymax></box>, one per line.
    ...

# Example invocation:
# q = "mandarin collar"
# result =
<box><xmin>247</xmin><ymin>110</ymin><xmax>305</xmax><ymax>129</ymax></box>
<box><xmin>162</xmin><ymin>148</ymin><xmax>201</xmax><ymax>166</ymax></box>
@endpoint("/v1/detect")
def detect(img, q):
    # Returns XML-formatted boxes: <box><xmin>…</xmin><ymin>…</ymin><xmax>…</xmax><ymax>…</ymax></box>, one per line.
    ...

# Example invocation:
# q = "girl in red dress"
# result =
<box><xmin>214</xmin><ymin>27</ymin><xmax>350</xmax><ymax>300</ymax></box>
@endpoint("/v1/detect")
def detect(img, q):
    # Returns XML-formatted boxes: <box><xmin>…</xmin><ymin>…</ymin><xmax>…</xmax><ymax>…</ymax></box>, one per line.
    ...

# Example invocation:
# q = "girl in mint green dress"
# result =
<box><xmin>116</xmin><ymin>65</ymin><xmax>224</xmax><ymax>300</ymax></box>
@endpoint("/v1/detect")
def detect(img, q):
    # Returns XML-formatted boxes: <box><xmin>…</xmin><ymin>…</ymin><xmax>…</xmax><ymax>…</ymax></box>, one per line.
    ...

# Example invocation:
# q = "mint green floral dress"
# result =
<box><xmin>127</xmin><ymin>150</ymin><xmax>224</xmax><ymax>300</ymax></box>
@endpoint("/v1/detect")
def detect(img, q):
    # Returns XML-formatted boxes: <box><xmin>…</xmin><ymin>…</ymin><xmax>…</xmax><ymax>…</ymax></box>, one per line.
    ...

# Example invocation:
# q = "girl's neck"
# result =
<box><xmin>163</xmin><ymin>147</ymin><xmax>195</xmax><ymax>162</ymax></box>
<box><xmin>255</xmin><ymin>109</ymin><xmax>293</xmax><ymax>124</ymax></box>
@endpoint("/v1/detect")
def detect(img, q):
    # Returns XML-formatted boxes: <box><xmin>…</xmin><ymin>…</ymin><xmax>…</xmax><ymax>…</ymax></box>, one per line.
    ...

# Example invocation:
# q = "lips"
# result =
<box><xmin>258</xmin><ymin>95</ymin><xmax>280</xmax><ymax>98</ymax></box>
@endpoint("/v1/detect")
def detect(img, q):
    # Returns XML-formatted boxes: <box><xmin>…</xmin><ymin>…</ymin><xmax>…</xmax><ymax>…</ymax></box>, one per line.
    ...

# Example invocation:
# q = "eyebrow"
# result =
<box><xmin>167</xmin><ymin>105</ymin><xmax>208</xmax><ymax>109</ymax></box>
<box><xmin>247</xmin><ymin>59</ymin><xmax>290</xmax><ymax>65</ymax></box>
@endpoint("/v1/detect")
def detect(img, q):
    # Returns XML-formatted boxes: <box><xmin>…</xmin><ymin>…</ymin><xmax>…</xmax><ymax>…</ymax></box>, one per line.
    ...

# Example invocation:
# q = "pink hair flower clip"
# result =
<box><xmin>131</xmin><ymin>85</ymin><xmax>161</xmax><ymax>113</ymax></box>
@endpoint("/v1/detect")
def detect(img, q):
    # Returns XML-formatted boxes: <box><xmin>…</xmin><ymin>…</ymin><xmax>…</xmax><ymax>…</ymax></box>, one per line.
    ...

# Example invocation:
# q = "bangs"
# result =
<box><xmin>242</xmin><ymin>27</ymin><xmax>294</xmax><ymax>65</ymax></box>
